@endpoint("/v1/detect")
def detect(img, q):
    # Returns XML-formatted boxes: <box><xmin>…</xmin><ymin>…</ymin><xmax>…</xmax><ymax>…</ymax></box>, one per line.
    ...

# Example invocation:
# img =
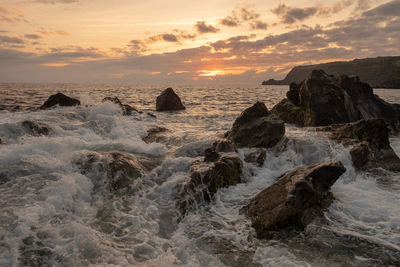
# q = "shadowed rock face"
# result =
<box><xmin>226</xmin><ymin>102</ymin><xmax>285</xmax><ymax>148</ymax></box>
<box><xmin>272</xmin><ymin>70</ymin><xmax>400</xmax><ymax>130</ymax></box>
<box><xmin>156</xmin><ymin>88</ymin><xmax>185</xmax><ymax>111</ymax></box>
<box><xmin>176</xmin><ymin>154</ymin><xmax>242</xmax><ymax>217</ymax></box>
<box><xmin>244</xmin><ymin>149</ymin><xmax>266</xmax><ymax>167</ymax></box>
<box><xmin>40</xmin><ymin>93</ymin><xmax>80</xmax><ymax>109</ymax></box>
<box><xmin>102</xmin><ymin>96</ymin><xmax>140</xmax><ymax>115</ymax></box>
<box><xmin>243</xmin><ymin>161</ymin><xmax>346</xmax><ymax>239</ymax></box>
<box><xmin>320</xmin><ymin>119</ymin><xmax>400</xmax><ymax>172</ymax></box>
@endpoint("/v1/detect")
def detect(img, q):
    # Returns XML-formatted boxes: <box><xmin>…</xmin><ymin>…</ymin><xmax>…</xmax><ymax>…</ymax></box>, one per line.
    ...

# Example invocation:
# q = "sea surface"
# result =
<box><xmin>0</xmin><ymin>83</ymin><xmax>399</xmax><ymax>266</ymax></box>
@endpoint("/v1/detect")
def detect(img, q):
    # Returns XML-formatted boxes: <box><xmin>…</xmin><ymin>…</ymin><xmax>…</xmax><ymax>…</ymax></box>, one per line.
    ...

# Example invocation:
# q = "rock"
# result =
<box><xmin>177</xmin><ymin>154</ymin><xmax>242</xmax><ymax>216</ymax></box>
<box><xmin>156</xmin><ymin>88</ymin><xmax>185</xmax><ymax>111</ymax></box>
<box><xmin>244</xmin><ymin>149</ymin><xmax>266</xmax><ymax>167</ymax></box>
<box><xmin>21</xmin><ymin>120</ymin><xmax>52</xmax><ymax>136</ymax></box>
<box><xmin>272</xmin><ymin>70</ymin><xmax>400</xmax><ymax>130</ymax></box>
<box><xmin>102</xmin><ymin>96</ymin><xmax>140</xmax><ymax>115</ymax></box>
<box><xmin>321</xmin><ymin>119</ymin><xmax>400</xmax><ymax>172</ymax></box>
<box><xmin>75</xmin><ymin>151</ymin><xmax>145</xmax><ymax>194</ymax></box>
<box><xmin>243</xmin><ymin>161</ymin><xmax>346</xmax><ymax>239</ymax></box>
<box><xmin>225</xmin><ymin>102</ymin><xmax>285</xmax><ymax>148</ymax></box>
<box><xmin>40</xmin><ymin>93</ymin><xmax>80</xmax><ymax>109</ymax></box>
<box><xmin>212</xmin><ymin>139</ymin><xmax>237</xmax><ymax>153</ymax></box>
<box><xmin>142</xmin><ymin>126</ymin><xmax>169</xmax><ymax>144</ymax></box>
<box><xmin>204</xmin><ymin>148</ymin><xmax>220</xmax><ymax>162</ymax></box>
<box><xmin>0</xmin><ymin>138</ymin><xmax>2</xmax><ymax>144</ymax></box>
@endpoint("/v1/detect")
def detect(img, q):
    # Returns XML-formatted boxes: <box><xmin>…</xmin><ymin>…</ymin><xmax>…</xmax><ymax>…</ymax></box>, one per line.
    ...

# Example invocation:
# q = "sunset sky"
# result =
<box><xmin>0</xmin><ymin>0</ymin><xmax>399</xmax><ymax>84</ymax></box>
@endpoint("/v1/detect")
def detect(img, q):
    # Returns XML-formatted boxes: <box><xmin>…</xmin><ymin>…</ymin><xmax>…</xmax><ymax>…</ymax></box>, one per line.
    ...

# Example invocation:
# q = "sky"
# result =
<box><xmin>0</xmin><ymin>0</ymin><xmax>399</xmax><ymax>84</ymax></box>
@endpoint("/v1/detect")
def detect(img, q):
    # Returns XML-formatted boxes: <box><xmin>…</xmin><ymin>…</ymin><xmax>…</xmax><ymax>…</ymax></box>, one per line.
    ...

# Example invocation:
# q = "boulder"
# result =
<box><xmin>156</xmin><ymin>88</ymin><xmax>185</xmax><ymax>111</ymax></box>
<box><xmin>320</xmin><ymin>119</ymin><xmax>400</xmax><ymax>172</ymax></box>
<box><xmin>102</xmin><ymin>96</ymin><xmax>140</xmax><ymax>115</ymax></box>
<box><xmin>243</xmin><ymin>161</ymin><xmax>346</xmax><ymax>239</ymax></box>
<box><xmin>212</xmin><ymin>139</ymin><xmax>237</xmax><ymax>153</ymax></box>
<box><xmin>40</xmin><ymin>93</ymin><xmax>80</xmax><ymax>109</ymax></box>
<box><xmin>225</xmin><ymin>102</ymin><xmax>285</xmax><ymax>148</ymax></box>
<box><xmin>21</xmin><ymin>120</ymin><xmax>52</xmax><ymax>136</ymax></box>
<box><xmin>177</xmin><ymin>154</ymin><xmax>242</xmax><ymax>216</ymax></box>
<box><xmin>244</xmin><ymin>149</ymin><xmax>266</xmax><ymax>167</ymax></box>
<box><xmin>272</xmin><ymin>70</ymin><xmax>400</xmax><ymax>130</ymax></box>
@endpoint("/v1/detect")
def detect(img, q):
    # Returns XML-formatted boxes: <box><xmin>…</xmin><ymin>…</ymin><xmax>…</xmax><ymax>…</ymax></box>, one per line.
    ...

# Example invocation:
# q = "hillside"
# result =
<box><xmin>262</xmin><ymin>56</ymin><xmax>400</xmax><ymax>88</ymax></box>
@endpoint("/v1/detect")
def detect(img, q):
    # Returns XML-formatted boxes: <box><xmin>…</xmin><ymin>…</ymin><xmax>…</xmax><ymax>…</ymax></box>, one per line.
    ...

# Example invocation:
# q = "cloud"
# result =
<box><xmin>195</xmin><ymin>21</ymin><xmax>220</xmax><ymax>34</ymax></box>
<box><xmin>148</xmin><ymin>33</ymin><xmax>178</xmax><ymax>43</ymax></box>
<box><xmin>271</xmin><ymin>2</ymin><xmax>352</xmax><ymax>24</ymax></box>
<box><xmin>0</xmin><ymin>5</ymin><xmax>29</xmax><ymax>24</ymax></box>
<box><xmin>25</xmin><ymin>34</ymin><xmax>43</xmax><ymax>40</ymax></box>
<box><xmin>39</xmin><ymin>30</ymin><xmax>69</xmax><ymax>36</ymax></box>
<box><xmin>218</xmin><ymin>3</ymin><xmax>268</xmax><ymax>30</ymax></box>
<box><xmin>31</xmin><ymin>0</ymin><xmax>80</xmax><ymax>4</ymax></box>
<box><xmin>250</xmin><ymin>20</ymin><xmax>268</xmax><ymax>30</ymax></box>
<box><xmin>0</xmin><ymin>35</ymin><xmax>24</xmax><ymax>44</ymax></box>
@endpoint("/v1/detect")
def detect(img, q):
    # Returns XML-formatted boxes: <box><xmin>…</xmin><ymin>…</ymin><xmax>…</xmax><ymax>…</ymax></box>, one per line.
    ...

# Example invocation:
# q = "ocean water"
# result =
<box><xmin>0</xmin><ymin>83</ymin><xmax>399</xmax><ymax>266</ymax></box>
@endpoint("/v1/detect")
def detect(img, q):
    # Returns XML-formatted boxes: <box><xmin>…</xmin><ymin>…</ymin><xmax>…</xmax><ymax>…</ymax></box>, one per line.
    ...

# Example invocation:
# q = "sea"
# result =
<box><xmin>0</xmin><ymin>83</ymin><xmax>399</xmax><ymax>266</ymax></box>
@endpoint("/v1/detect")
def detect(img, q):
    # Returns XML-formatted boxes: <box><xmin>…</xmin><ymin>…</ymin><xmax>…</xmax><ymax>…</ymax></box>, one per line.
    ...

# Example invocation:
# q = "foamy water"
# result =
<box><xmin>0</xmin><ymin>84</ymin><xmax>399</xmax><ymax>266</ymax></box>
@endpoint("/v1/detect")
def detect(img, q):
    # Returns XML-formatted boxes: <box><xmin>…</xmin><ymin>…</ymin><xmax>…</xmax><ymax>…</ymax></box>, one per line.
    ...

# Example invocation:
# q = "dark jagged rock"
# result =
<box><xmin>272</xmin><ymin>70</ymin><xmax>400</xmax><ymax>130</ymax></box>
<box><xmin>102</xmin><ymin>96</ymin><xmax>140</xmax><ymax>115</ymax></box>
<box><xmin>244</xmin><ymin>149</ymin><xmax>266</xmax><ymax>167</ymax></box>
<box><xmin>243</xmin><ymin>161</ymin><xmax>346</xmax><ymax>239</ymax></box>
<box><xmin>156</xmin><ymin>88</ymin><xmax>185</xmax><ymax>111</ymax></box>
<box><xmin>40</xmin><ymin>93</ymin><xmax>80</xmax><ymax>109</ymax></box>
<box><xmin>225</xmin><ymin>102</ymin><xmax>285</xmax><ymax>148</ymax></box>
<box><xmin>320</xmin><ymin>119</ymin><xmax>400</xmax><ymax>172</ymax></box>
<box><xmin>142</xmin><ymin>126</ymin><xmax>169</xmax><ymax>144</ymax></box>
<box><xmin>212</xmin><ymin>139</ymin><xmax>237</xmax><ymax>153</ymax></box>
<box><xmin>0</xmin><ymin>138</ymin><xmax>2</xmax><ymax>144</ymax></box>
<box><xmin>177</xmin><ymin>154</ymin><xmax>242</xmax><ymax>216</ymax></box>
<box><xmin>262</xmin><ymin>56</ymin><xmax>400</xmax><ymax>89</ymax></box>
<box><xmin>21</xmin><ymin>120</ymin><xmax>52</xmax><ymax>136</ymax></box>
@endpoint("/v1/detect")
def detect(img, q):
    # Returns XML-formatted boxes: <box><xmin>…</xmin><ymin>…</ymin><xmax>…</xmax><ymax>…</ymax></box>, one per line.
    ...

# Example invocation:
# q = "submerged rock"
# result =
<box><xmin>40</xmin><ymin>93</ymin><xmax>80</xmax><ymax>109</ymax></box>
<box><xmin>156</xmin><ymin>88</ymin><xmax>185</xmax><ymax>111</ymax></box>
<box><xmin>142</xmin><ymin>126</ymin><xmax>169</xmax><ymax>144</ymax></box>
<box><xmin>75</xmin><ymin>151</ymin><xmax>146</xmax><ymax>194</ymax></box>
<box><xmin>320</xmin><ymin>119</ymin><xmax>400</xmax><ymax>172</ymax></box>
<box><xmin>225</xmin><ymin>102</ymin><xmax>285</xmax><ymax>148</ymax></box>
<box><xmin>102</xmin><ymin>96</ymin><xmax>140</xmax><ymax>115</ymax></box>
<box><xmin>272</xmin><ymin>70</ymin><xmax>400</xmax><ymax>130</ymax></box>
<box><xmin>244</xmin><ymin>149</ymin><xmax>266</xmax><ymax>167</ymax></box>
<box><xmin>243</xmin><ymin>160</ymin><xmax>346</xmax><ymax>239</ymax></box>
<box><xmin>21</xmin><ymin>120</ymin><xmax>52</xmax><ymax>136</ymax></box>
<box><xmin>177</xmin><ymin>154</ymin><xmax>242</xmax><ymax>216</ymax></box>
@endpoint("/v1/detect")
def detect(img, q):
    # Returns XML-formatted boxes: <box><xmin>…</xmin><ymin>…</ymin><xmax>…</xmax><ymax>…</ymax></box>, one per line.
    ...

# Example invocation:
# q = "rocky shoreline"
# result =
<box><xmin>1</xmin><ymin>71</ymin><xmax>399</xmax><ymax>244</ymax></box>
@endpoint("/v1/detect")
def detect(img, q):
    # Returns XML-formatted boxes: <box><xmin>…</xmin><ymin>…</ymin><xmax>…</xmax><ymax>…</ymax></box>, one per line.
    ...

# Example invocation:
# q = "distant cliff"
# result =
<box><xmin>262</xmin><ymin>56</ymin><xmax>400</xmax><ymax>89</ymax></box>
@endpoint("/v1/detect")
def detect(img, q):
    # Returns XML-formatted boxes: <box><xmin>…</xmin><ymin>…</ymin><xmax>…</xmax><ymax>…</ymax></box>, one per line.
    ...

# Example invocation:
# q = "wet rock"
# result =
<box><xmin>204</xmin><ymin>148</ymin><xmax>220</xmax><ymax>162</ymax></box>
<box><xmin>40</xmin><ymin>92</ymin><xmax>80</xmax><ymax>109</ymax></box>
<box><xmin>243</xmin><ymin>160</ymin><xmax>346</xmax><ymax>239</ymax></box>
<box><xmin>102</xmin><ymin>96</ymin><xmax>140</xmax><ymax>115</ymax></box>
<box><xmin>75</xmin><ymin>151</ymin><xmax>146</xmax><ymax>194</ymax></box>
<box><xmin>212</xmin><ymin>139</ymin><xmax>237</xmax><ymax>153</ymax></box>
<box><xmin>272</xmin><ymin>70</ymin><xmax>400</xmax><ymax>130</ymax></box>
<box><xmin>244</xmin><ymin>149</ymin><xmax>266</xmax><ymax>167</ymax></box>
<box><xmin>156</xmin><ymin>87</ymin><xmax>185</xmax><ymax>111</ymax></box>
<box><xmin>0</xmin><ymin>138</ymin><xmax>2</xmax><ymax>144</ymax></box>
<box><xmin>321</xmin><ymin>119</ymin><xmax>400</xmax><ymax>172</ymax></box>
<box><xmin>21</xmin><ymin>120</ymin><xmax>52</xmax><ymax>136</ymax></box>
<box><xmin>142</xmin><ymin>126</ymin><xmax>169</xmax><ymax>144</ymax></box>
<box><xmin>226</xmin><ymin>102</ymin><xmax>285</xmax><ymax>148</ymax></box>
<box><xmin>177</xmin><ymin>154</ymin><xmax>242</xmax><ymax>216</ymax></box>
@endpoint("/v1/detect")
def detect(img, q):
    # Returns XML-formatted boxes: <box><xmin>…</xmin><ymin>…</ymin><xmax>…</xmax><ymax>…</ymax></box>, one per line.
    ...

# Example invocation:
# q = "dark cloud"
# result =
<box><xmin>148</xmin><ymin>33</ymin><xmax>178</xmax><ymax>43</ymax></box>
<box><xmin>219</xmin><ymin>16</ymin><xmax>240</xmax><ymax>27</ymax></box>
<box><xmin>0</xmin><ymin>35</ymin><xmax>25</xmax><ymax>44</ymax></box>
<box><xmin>272</xmin><ymin>2</ymin><xmax>351</xmax><ymax>24</ymax></box>
<box><xmin>250</xmin><ymin>20</ymin><xmax>268</xmax><ymax>30</ymax></box>
<box><xmin>195</xmin><ymin>21</ymin><xmax>220</xmax><ymax>34</ymax></box>
<box><xmin>25</xmin><ymin>34</ymin><xmax>43</xmax><ymax>40</ymax></box>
